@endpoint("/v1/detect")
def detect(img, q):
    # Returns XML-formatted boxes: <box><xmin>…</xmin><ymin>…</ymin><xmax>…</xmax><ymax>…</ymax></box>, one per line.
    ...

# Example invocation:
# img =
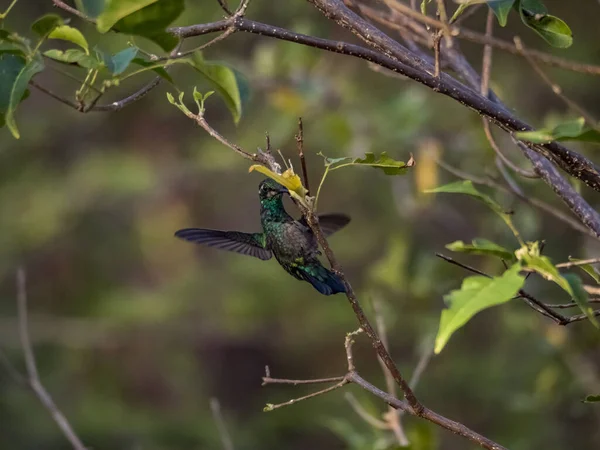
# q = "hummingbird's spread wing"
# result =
<box><xmin>175</xmin><ymin>229</ymin><xmax>272</xmax><ymax>260</ymax></box>
<box><xmin>301</xmin><ymin>213</ymin><xmax>351</xmax><ymax>237</ymax></box>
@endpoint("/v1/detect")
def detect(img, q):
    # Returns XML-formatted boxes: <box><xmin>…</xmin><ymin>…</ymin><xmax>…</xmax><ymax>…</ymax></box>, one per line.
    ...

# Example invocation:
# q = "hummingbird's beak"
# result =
<box><xmin>278</xmin><ymin>186</ymin><xmax>289</xmax><ymax>195</ymax></box>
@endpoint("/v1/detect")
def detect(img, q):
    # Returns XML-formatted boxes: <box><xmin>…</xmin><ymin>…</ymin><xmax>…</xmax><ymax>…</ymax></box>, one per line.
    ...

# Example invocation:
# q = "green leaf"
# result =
<box><xmin>518</xmin><ymin>0</ymin><xmax>572</xmax><ymax>48</ymax></box>
<box><xmin>0</xmin><ymin>53</ymin><xmax>25</xmax><ymax>113</ymax></box>
<box><xmin>425</xmin><ymin>180</ymin><xmax>521</xmax><ymax>241</ymax></box>
<box><xmin>110</xmin><ymin>47</ymin><xmax>138</xmax><ymax>75</ymax></box>
<box><xmin>319</xmin><ymin>152</ymin><xmax>413</xmax><ymax>175</ymax></box>
<box><xmin>351</xmin><ymin>152</ymin><xmax>412</xmax><ymax>175</ymax></box>
<box><xmin>435</xmin><ymin>264</ymin><xmax>525</xmax><ymax>354</ymax></box>
<box><xmin>190</xmin><ymin>53</ymin><xmax>249</xmax><ymax>124</ymax></box>
<box><xmin>31</xmin><ymin>14</ymin><xmax>63</xmax><ymax>37</ymax></box>
<box><xmin>446</xmin><ymin>239</ymin><xmax>515</xmax><ymax>261</ymax></box>
<box><xmin>131</xmin><ymin>57</ymin><xmax>174</xmax><ymax>84</ymax></box>
<box><xmin>516</xmin><ymin>242</ymin><xmax>599</xmax><ymax>328</ymax></box>
<box><xmin>97</xmin><ymin>0</ymin><xmax>157</xmax><ymax>32</ymax></box>
<box><xmin>569</xmin><ymin>258</ymin><xmax>600</xmax><ymax>284</ymax></box>
<box><xmin>5</xmin><ymin>57</ymin><xmax>44</xmax><ymax>138</ymax></box>
<box><xmin>99</xmin><ymin>0</ymin><xmax>183</xmax><ymax>51</ymax></box>
<box><xmin>516</xmin><ymin>117</ymin><xmax>600</xmax><ymax>145</ymax></box>
<box><xmin>48</xmin><ymin>25</ymin><xmax>89</xmax><ymax>53</ymax></box>
<box><xmin>583</xmin><ymin>395</ymin><xmax>600</xmax><ymax>403</ymax></box>
<box><xmin>488</xmin><ymin>0</ymin><xmax>516</xmax><ymax>26</ymax></box>
<box><xmin>563</xmin><ymin>273</ymin><xmax>599</xmax><ymax>328</ymax></box>
<box><xmin>75</xmin><ymin>0</ymin><xmax>106</xmax><ymax>18</ymax></box>
<box><xmin>43</xmin><ymin>49</ymin><xmax>103</xmax><ymax>69</ymax></box>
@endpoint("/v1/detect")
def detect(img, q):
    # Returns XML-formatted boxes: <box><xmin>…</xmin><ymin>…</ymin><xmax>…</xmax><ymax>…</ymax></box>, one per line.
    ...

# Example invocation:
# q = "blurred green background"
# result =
<box><xmin>1</xmin><ymin>1</ymin><xmax>600</xmax><ymax>449</ymax></box>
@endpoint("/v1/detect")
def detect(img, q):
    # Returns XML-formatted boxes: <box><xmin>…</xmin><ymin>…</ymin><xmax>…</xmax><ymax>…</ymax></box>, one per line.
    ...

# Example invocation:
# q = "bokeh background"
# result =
<box><xmin>1</xmin><ymin>1</ymin><xmax>600</xmax><ymax>449</ymax></box>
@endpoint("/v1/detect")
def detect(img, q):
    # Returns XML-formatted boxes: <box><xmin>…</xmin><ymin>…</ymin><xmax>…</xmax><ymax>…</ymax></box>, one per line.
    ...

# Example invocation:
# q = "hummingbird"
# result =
<box><xmin>175</xmin><ymin>178</ymin><xmax>349</xmax><ymax>295</ymax></box>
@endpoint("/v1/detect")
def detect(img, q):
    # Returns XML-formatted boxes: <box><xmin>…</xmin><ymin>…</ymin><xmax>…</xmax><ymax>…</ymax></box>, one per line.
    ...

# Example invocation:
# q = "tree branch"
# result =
<box><xmin>16</xmin><ymin>269</ymin><xmax>87</xmax><ymax>450</ymax></box>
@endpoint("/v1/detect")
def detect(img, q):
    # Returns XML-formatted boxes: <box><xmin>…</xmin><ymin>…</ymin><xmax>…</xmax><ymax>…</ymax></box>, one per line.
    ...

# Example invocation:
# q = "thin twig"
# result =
<box><xmin>437</xmin><ymin>160</ymin><xmax>595</xmax><ymax>238</ymax></box>
<box><xmin>16</xmin><ymin>269</ymin><xmax>87</xmax><ymax>450</ymax></box>
<box><xmin>29</xmin><ymin>80</ymin><xmax>80</xmax><ymax>110</ymax></box>
<box><xmin>373</xmin><ymin>298</ymin><xmax>409</xmax><ymax>446</ymax></box>
<box><xmin>367</xmin><ymin>0</ymin><xmax>600</xmax><ymax>75</ymax></box>
<box><xmin>514</xmin><ymin>37</ymin><xmax>599</xmax><ymax>129</ymax></box>
<box><xmin>344</xmin><ymin>392</ymin><xmax>389</xmax><ymax>429</ymax></box>
<box><xmin>547</xmin><ymin>298</ymin><xmax>600</xmax><ymax>309</ymax></box>
<box><xmin>210</xmin><ymin>398</ymin><xmax>234</xmax><ymax>450</ymax></box>
<box><xmin>217</xmin><ymin>0</ymin><xmax>233</xmax><ymax>15</ymax></box>
<box><xmin>52</xmin><ymin>0</ymin><xmax>95</xmax><ymax>23</ymax></box>
<box><xmin>480</xmin><ymin>8</ymin><xmax>493</xmax><ymax>97</ymax></box>
<box><xmin>556</xmin><ymin>258</ymin><xmax>600</xmax><ymax>268</ymax></box>
<box><xmin>264</xmin><ymin>380</ymin><xmax>348</xmax><ymax>411</ymax></box>
<box><xmin>295</xmin><ymin>117</ymin><xmax>311</xmax><ymax>194</ymax></box>
<box><xmin>435</xmin><ymin>253</ymin><xmax>569</xmax><ymax>324</ymax></box>
<box><xmin>484</xmin><ymin>121</ymin><xmax>539</xmax><ymax>179</ymax></box>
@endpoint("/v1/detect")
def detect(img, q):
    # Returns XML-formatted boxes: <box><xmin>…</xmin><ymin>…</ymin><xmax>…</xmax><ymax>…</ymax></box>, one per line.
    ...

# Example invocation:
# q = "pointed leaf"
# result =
<box><xmin>583</xmin><ymin>395</ymin><xmax>600</xmax><ymax>403</ymax></box>
<box><xmin>110</xmin><ymin>47</ymin><xmax>138</xmax><ymax>75</ymax></box>
<box><xmin>31</xmin><ymin>14</ymin><xmax>63</xmax><ymax>37</ymax></box>
<box><xmin>516</xmin><ymin>242</ymin><xmax>599</xmax><ymax>328</ymax></box>
<box><xmin>488</xmin><ymin>0</ymin><xmax>516</xmax><ymax>26</ymax></box>
<box><xmin>100</xmin><ymin>0</ymin><xmax>184</xmax><ymax>51</ymax></box>
<box><xmin>0</xmin><ymin>53</ymin><xmax>25</xmax><ymax>113</ymax></box>
<box><xmin>569</xmin><ymin>258</ymin><xmax>600</xmax><ymax>284</ymax></box>
<box><xmin>350</xmin><ymin>152</ymin><xmax>413</xmax><ymax>175</ymax></box>
<box><xmin>425</xmin><ymin>180</ymin><xmax>520</xmax><ymax>239</ymax></box>
<box><xmin>5</xmin><ymin>57</ymin><xmax>44</xmax><ymax>138</ymax></box>
<box><xmin>446</xmin><ymin>238</ymin><xmax>515</xmax><ymax>261</ymax></box>
<box><xmin>190</xmin><ymin>53</ymin><xmax>248</xmax><ymax>124</ymax></box>
<box><xmin>48</xmin><ymin>25</ymin><xmax>89</xmax><ymax>53</ymax></box>
<box><xmin>435</xmin><ymin>264</ymin><xmax>524</xmax><ymax>354</ymax></box>
<box><xmin>44</xmin><ymin>49</ymin><xmax>103</xmax><ymax>69</ymax></box>
<box><xmin>97</xmin><ymin>0</ymin><xmax>157</xmax><ymax>33</ymax></box>
<box><xmin>518</xmin><ymin>1</ymin><xmax>572</xmax><ymax>48</ymax></box>
<box><xmin>563</xmin><ymin>273</ymin><xmax>599</xmax><ymax>328</ymax></box>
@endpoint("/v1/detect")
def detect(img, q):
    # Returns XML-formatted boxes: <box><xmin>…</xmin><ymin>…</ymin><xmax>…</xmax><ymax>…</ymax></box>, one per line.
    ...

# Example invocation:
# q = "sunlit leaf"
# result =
<box><xmin>516</xmin><ymin>242</ymin><xmax>599</xmax><ymax>328</ymax></box>
<box><xmin>516</xmin><ymin>118</ymin><xmax>600</xmax><ymax>144</ymax></box>
<box><xmin>248</xmin><ymin>166</ymin><xmax>308</xmax><ymax>204</ymax></box>
<box><xmin>518</xmin><ymin>0</ymin><xmax>572</xmax><ymax>48</ymax></box>
<box><xmin>190</xmin><ymin>53</ymin><xmax>249</xmax><ymax>124</ymax></box>
<box><xmin>488</xmin><ymin>0</ymin><xmax>516</xmax><ymax>26</ymax></box>
<box><xmin>435</xmin><ymin>264</ymin><xmax>525</xmax><ymax>354</ymax></box>
<box><xmin>98</xmin><ymin>0</ymin><xmax>183</xmax><ymax>51</ymax></box>
<box><xmin>425</xmin><ymin>180</ymin><xmax>521</xmax><ymax>241</ymax></box>
<box><xmin>43</xmin><ymin>49</ymin><xmax>103</xmax><ymax>69</ymax></box>
<box><xmin>48</xmin><ymin>25</ymin><xmax>89</xmax><ymax>53</ymax></box>
<box><xmin>97</xmin><ymin>0</ymin><xmax>157</xmax><ymax>32</ymax></box>
<box><xmin>446</xmin><ymin>238</ymin><xmax>515</xmax><ymax>261</ymax></box>
<box><xmin>31</xmin><ymin>14</ymin><xmax>63</xmax><ymax>37</ymax></box>
<box><xmin>5</xmin><ymin>57</ymin><xmax>44</xmax><ymax>138</ymax></box>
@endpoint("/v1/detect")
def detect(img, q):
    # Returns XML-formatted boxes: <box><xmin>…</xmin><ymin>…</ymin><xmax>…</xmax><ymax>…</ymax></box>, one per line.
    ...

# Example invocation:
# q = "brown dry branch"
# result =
<box><xmin>295</xmin><ymin>118</ymin><xmax>311</xmax><ymax>194</ymax></box>
<box><xmin>263</xmin><ymin>329</ymin><xmax>507</xmax><ymax>450</ymax></box>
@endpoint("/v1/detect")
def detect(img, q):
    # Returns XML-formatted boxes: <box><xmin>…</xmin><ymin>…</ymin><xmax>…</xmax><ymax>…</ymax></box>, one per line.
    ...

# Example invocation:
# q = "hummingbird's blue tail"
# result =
<box><xmin>294</xmin><ymin>263</ymin><xmax>346</xmax><ymax>296</ymax></box>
